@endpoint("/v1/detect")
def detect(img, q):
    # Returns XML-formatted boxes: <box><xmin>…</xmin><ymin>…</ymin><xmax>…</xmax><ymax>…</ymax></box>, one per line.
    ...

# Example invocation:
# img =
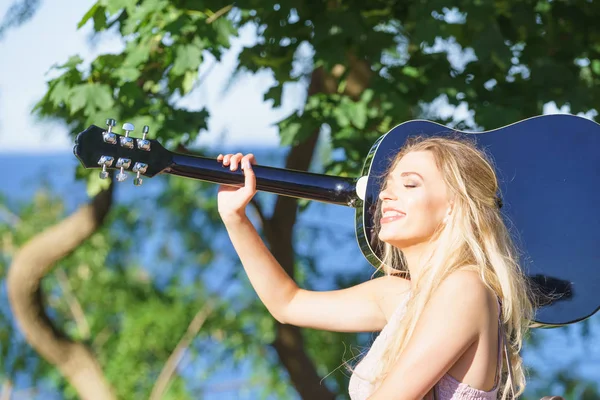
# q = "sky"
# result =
<box><xmin>0</xmin><ymin>0</ymin><xmax>307</xmax><ymax>154</ymax></box>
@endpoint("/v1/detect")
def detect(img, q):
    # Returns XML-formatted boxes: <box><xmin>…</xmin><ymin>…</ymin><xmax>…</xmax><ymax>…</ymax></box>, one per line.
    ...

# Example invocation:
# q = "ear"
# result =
<box><xmin>443</xmin><ymin>202</ymin><xmax>453</xmax><ymax>224</ymax></box>
<box><xmin>446</xmin><ymin>202</ymin><xmax>453</xmax><ymax>216</ymax></box>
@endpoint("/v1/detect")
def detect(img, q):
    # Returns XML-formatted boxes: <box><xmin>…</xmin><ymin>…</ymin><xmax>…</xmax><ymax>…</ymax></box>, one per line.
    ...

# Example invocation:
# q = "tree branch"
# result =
<box><xmin>1</xmin><ymin>379</ymin><xmax>12</xmax><ymax>400</ymax></box>
<box><xmin>149</xmin><ymin>302</ymin><xmax>214</xmax><ymax>400</ymax></box>
<box><xmin>7</xmin><ymin>184</ymin><xmax>116</xmax><ymax>400</ymax></box>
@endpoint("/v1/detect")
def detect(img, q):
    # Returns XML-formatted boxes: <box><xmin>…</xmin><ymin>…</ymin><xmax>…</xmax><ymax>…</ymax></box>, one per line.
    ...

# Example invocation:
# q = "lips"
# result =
<box><xmin>381</xmin><ymin>207</ymin><xmax>406</xmax><ymax>224</ymax></box>
<box><xmin>382</xmin><ymin>207</ymin><xmax>406</xmax><ymax>217</ymax></box>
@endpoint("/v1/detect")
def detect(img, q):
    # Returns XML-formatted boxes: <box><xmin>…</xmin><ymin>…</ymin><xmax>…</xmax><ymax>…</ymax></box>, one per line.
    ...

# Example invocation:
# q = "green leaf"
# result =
<box><xmin>264</xmin><ymin>85</ymin><xmax>283</xmax><ymax>108</ymax></box>
<box><xmin>85</xmin><ymin>173</ymin><xmax>111</xmax><ymax>198</ymax></box>
<box><xmin>69</xmin><ymin>83</ymin><xmax>114</xmax><ymax>115</ymax></box>
<box><xmin>57</xmin><ymin>55</ymin><xmax>83</xmax><ymax>70</ymax></box>
<box><xmin>181</xmin><ymin>70</ymin><xmax>197</xmax><ymax>94</ymax></box>
<box><xmin>48</xmin><ymin>80</ymin><xmax>72</xmax><ymax>107</ymax></box>
<box><xmin>350</xmin><ymin>103</ymin><xmax>367</xmax><ymax>129</ymax></box>
<box><xmin>77</xmin><ymin>2</ymin><xmax>100</xmax><ymax>29</ymax></box>
<box><xmin>102</xmin><ymin>0</ymin><xmax>135</xmax><ymax>15</ymax></box>
<box><xmin>171</xmin><ymin>43</ymin><xmax>203</xmax><ymax>76</ymax></box>
<box><xmin>592</xmin><ymin>60</ymin><xmax>600</xmax><ymax>75</ymax></box>
<box><xmin>279</xmin><ymin>119</ymin><xmax>302</xmax><ymax>146</ymax></box>
<box><xmin>114</xmin><ymin>67</ymin><xmax>141</xmax><ymax>84</ymax></box>
<box><xmin>123</xmin><ymin>43</ymin><xmax>151</xmax><ymax>67</ymax></box>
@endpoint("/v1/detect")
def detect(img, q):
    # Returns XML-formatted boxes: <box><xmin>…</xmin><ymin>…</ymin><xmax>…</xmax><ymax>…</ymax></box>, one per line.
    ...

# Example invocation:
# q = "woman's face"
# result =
<box><xmin>378</xmin><ymin>150</ymin><xmax>451</xmax><ymax>249</ymax></box>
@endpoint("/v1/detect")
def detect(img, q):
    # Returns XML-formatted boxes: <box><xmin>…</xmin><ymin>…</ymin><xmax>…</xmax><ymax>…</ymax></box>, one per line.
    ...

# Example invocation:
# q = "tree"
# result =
<box><xmin>0</xmin><ymin>0</ymin><xmax>42</xmax><ymax>40</ymax></box>
<box><xmin>4</xmin><ymin>0</ymin><xmax>600</xmax><ymax>398</ymax></box>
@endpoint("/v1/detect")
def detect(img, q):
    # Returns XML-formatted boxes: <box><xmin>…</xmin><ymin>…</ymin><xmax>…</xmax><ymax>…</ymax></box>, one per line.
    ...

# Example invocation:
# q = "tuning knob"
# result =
<box><xmin>119</xmin><ymin>122</ymin><xmax>135</xmax><ymax>149</ymax></box>
<box><xmin>137</xmin><ymin>125</ymin><xmax>151</xmax><ymax>151</ymax></box>
<box><xmin>97</xmin><ymin>155</ymin><xmax>114</xmax><ymax>179</ymax></box>
<box><xmin>132</xmin><ymin>162</ymin><xmax>148</xmax><ymax>186</ymax></box>
<box><xmin>115</xmin><ymin>157</ymin><xmax>131</xmax><ymax>182</ymax></box>
<box><xmin>103</xmin><ymin>118</ymin><xmax>117</xmax><ymax>144</ymax></box>
<box><xmin>122</xmin><ymin>122</ymin><xmax>134</xmax><ymax>133</ymax></box>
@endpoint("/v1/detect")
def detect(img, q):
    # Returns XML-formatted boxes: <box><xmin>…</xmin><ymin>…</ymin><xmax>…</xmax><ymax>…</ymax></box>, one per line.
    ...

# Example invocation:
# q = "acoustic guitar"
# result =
<box><xmin>73</xmin><ymin>114</ymin><xmax>600</xmax><ymax>328</ymax></box>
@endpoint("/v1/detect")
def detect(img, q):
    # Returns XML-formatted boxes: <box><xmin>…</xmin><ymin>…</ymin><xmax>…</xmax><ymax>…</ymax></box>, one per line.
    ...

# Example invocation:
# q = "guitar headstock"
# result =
<box><xmin>73</xmin><ymin>119</ymin><xmax>173</xmax><ymax>186</ymax></box>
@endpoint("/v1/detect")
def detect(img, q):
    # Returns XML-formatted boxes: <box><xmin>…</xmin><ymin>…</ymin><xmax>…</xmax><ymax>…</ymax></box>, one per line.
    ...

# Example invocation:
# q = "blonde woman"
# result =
<box><xmin>217</xmin><ymin>135</ymin><xmax>534</xmax><ymax>400</ymax></box>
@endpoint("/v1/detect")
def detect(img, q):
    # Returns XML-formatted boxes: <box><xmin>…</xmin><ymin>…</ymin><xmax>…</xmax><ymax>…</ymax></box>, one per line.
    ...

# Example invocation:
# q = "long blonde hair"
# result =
<box><xmin>366</xmin><ymin>134</ymin><xmax>534</xmax><ymax>399</ymax></box>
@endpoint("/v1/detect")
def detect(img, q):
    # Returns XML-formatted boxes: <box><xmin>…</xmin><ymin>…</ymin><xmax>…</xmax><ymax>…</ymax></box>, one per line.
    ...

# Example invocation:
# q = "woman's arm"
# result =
<box><xmin>223</xmin><ymin>213</ymin><xmax>407</xmax><ymax>331</ymax></box>
<box><xmin>218</xmin><ymin>153</ymin><xmax>409</xmax><ymax>332</ymax></box>
<box><xmin>367</xmin><ymin>271</ymin><xmax>493</xmax><ymax>400</ymax></box>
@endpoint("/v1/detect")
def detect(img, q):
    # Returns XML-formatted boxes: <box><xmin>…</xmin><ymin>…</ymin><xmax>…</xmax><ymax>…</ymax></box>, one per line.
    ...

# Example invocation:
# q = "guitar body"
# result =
<box><xmin>357</xmin><ymin>114</ymin><xmax>600</xmax><ymax>327</ymax></box>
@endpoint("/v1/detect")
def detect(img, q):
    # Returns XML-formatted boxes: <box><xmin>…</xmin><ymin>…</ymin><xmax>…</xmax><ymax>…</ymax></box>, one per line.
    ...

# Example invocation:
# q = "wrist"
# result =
<box><xmin>220</xmin><ymin>210</ymin><xmax>248</xmax><ymax>225</ymax></box>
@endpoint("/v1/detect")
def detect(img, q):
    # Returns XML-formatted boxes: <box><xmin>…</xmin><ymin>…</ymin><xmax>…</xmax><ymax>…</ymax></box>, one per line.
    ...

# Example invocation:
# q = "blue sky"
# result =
<box><xmin>0</xmin><ymin>0</ymin><xmax>309</xmax><ymax>153</ymax></box>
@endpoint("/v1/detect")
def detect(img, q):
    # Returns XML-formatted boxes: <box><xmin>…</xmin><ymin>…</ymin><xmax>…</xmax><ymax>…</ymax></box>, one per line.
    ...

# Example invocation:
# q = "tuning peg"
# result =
<box><xmin>136</xmin><ymin>125</ymin><xmax>151</xmax><ymax>151</ymax></box>
<box><xmin>119</xmin><ymin>122</ymin><xmax>134</xmax><ymax>149</ymax></box>
<box><xmin>103</xmin><ymin>118</ymin><xmax>117</xmax><ymax>144</ymax></box>
<box><xmin>115</xmin><ymin>157</ymin><xmax>131</xmax><ymax>182</ymax></box>
<box><xmin>97</xmin><ymin>155</ymin><xmax>114</xmax><ymax>179</ymax></box>
<box><xmin>132</xmin><ymin>162</ymin><xmax>148</xmax><ymax>186</ymax></box>
<box><xmin>106</xmin><ymin>119</ymin><xmax>116</xmax><ymax>132</ymax></box>
<box><xmin>122</xmin><ymin>122</ymin><xmax>134</xmax><ymax>134</ymax></box>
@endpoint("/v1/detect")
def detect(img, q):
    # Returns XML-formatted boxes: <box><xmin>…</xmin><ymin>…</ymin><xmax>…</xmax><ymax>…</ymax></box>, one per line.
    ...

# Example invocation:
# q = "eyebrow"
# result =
<box><xmin>385</xmin><ymin>171</ymin><xmax>424</xmax><ymax>186</ymax></box>
<box><xmin>400</xmin><ymin>172</ymin><xmax>424</xmax><ymax>180</ymax></box>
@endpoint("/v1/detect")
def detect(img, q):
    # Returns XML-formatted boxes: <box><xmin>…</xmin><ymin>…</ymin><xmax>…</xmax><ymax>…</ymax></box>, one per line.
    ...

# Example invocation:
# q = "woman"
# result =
<box><xmin>216</xmin><ymin>135</ymin><xmax>534</xmax><ymax>400</ymax></box>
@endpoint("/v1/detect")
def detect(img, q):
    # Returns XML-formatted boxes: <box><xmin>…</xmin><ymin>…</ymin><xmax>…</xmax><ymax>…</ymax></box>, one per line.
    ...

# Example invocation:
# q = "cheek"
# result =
<box><xmin>408</xmin><ymin>194</ymin><xmax>446</xmax><ymax>228</ymax></box>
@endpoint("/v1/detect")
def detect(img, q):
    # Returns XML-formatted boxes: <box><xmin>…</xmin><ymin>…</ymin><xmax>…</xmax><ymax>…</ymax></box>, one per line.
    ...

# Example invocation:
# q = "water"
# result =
<box><xmin>0</xmin><ymin>151</ymin><xmax>598</xmax><ymax>398</ymax></box>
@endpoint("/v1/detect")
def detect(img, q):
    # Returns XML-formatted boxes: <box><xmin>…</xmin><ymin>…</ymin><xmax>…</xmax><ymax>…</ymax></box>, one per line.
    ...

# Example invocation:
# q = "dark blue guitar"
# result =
<box><xmin>74</xmin><ymin>114</ymin><xmax>600</xmax><ymax>328</ymax></box>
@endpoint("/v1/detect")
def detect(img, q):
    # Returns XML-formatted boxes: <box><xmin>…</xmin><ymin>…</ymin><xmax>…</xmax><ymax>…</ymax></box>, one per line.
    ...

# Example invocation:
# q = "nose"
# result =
<box><xmin>379</xmin><ymin>185</ymin><xmax>396</xmax><ymax>201</ymax></box>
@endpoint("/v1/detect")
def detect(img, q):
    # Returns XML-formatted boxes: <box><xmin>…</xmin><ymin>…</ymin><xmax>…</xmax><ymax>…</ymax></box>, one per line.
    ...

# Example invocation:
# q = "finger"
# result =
<box><xmin>242</xmin><ymin>156</ymin><xmax>256</xmax><ymax>193</ymax></box>
<box><xmin>244</xmin><ymin>153</ymin><xmax>257</xmax><ymax>166</ymax></box>
<box><xmin>223</xmin><ymin>154</ymin><xmax>233</xmax><ymax>166</ymax></box>
<box><xmin>216</xmin><ymin>154</ymin><xmax>224</xmax><ymax>162</ymax></box>
<box><xmin>230</xmin><ymin>153</ymin><xmax>244</xmax><ymax>171</ymax></box>
<box><xmin>241</xmin><ymin>154</ymin><xmax>253</xmax><ymax>169</ymax></box>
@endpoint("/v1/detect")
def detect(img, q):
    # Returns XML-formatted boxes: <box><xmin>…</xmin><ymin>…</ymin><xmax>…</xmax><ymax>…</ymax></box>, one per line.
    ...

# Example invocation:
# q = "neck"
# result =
<box><xmin>400</xmin><ymin>242</ymin><xmax>436</xmax><ymax>285</ymax></box>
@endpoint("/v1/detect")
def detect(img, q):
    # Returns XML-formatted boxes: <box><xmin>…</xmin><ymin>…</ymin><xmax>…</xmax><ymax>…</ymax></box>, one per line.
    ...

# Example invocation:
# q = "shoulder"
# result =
<box><xmin>428</xmin><ymin>269</ymin><xmax>496</xmax><ymax>324</ymax></box>
<box><xmin>369</xmin><ymin>274</ymin><xmax>411</xmax><ymax>317</ymax></box>
<box><xmin>437</xmin><ymin>269</ymin><xmax>490</xmax><ymax>298</ymax></box>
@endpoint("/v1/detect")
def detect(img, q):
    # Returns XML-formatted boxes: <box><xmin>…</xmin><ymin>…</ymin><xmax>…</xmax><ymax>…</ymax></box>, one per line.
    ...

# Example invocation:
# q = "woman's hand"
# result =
<box><xmin>216</xmin><ymin>153</ymin><xmax>257</xmax><ymax>222</ymax></box>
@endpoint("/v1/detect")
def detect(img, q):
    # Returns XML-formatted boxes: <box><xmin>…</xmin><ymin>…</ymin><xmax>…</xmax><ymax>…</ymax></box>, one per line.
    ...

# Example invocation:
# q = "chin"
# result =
<box><xmin>378</xmin><ymin>232</ymin><xmax>410</xmax><ymax>247</ymax></box>
<box><xmin>379</xmin><ymin>229</ymin><xmax>429</xmax><ymax>249</ymax></box>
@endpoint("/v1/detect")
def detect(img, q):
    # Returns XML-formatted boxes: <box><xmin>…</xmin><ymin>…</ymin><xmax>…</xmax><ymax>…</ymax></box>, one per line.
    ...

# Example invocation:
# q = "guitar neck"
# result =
<box><xmin>166</xmin><ymin>153</ymin><xmax>361</xmax><ymax>207</ymax></box>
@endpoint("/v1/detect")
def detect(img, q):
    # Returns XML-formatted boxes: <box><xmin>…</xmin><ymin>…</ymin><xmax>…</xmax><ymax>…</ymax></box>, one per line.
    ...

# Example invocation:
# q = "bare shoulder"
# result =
<box><xmin>369</xmin><ymin>274</ymin><xmax>411</xmax><ymax>319</ymax></box>
<box><xmin>430</xmin><ymin>270</ymin><xmax>496</xmax><ymax>322</ymax></box>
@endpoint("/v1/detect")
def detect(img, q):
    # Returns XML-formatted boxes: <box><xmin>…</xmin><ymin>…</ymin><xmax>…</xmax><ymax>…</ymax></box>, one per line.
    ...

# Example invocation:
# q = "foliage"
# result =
<box><xmin>0</xmin><ymin>0</ymin><xmax>41</xmax><ymax>40</ymax></box>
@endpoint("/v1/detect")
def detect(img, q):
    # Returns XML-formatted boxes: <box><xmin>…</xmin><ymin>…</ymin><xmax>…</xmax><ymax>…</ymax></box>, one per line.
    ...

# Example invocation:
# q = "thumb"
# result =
<box><xmin>242</xmin><ymin>158</ymin><xmax>256</xmax><ymax>193</ymax></box>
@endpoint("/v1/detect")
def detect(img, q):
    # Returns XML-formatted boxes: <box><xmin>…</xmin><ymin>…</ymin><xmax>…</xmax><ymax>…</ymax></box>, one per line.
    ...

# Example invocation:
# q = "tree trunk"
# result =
<box><xmin>265</xmin><ymin>57</ymin><xmax>371</xmax><ymax>399</ymax></box>
<box><xmin>7</xmin><ymin>185</ymin><xmax>116</xmax><ymax>400</ymax></box>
